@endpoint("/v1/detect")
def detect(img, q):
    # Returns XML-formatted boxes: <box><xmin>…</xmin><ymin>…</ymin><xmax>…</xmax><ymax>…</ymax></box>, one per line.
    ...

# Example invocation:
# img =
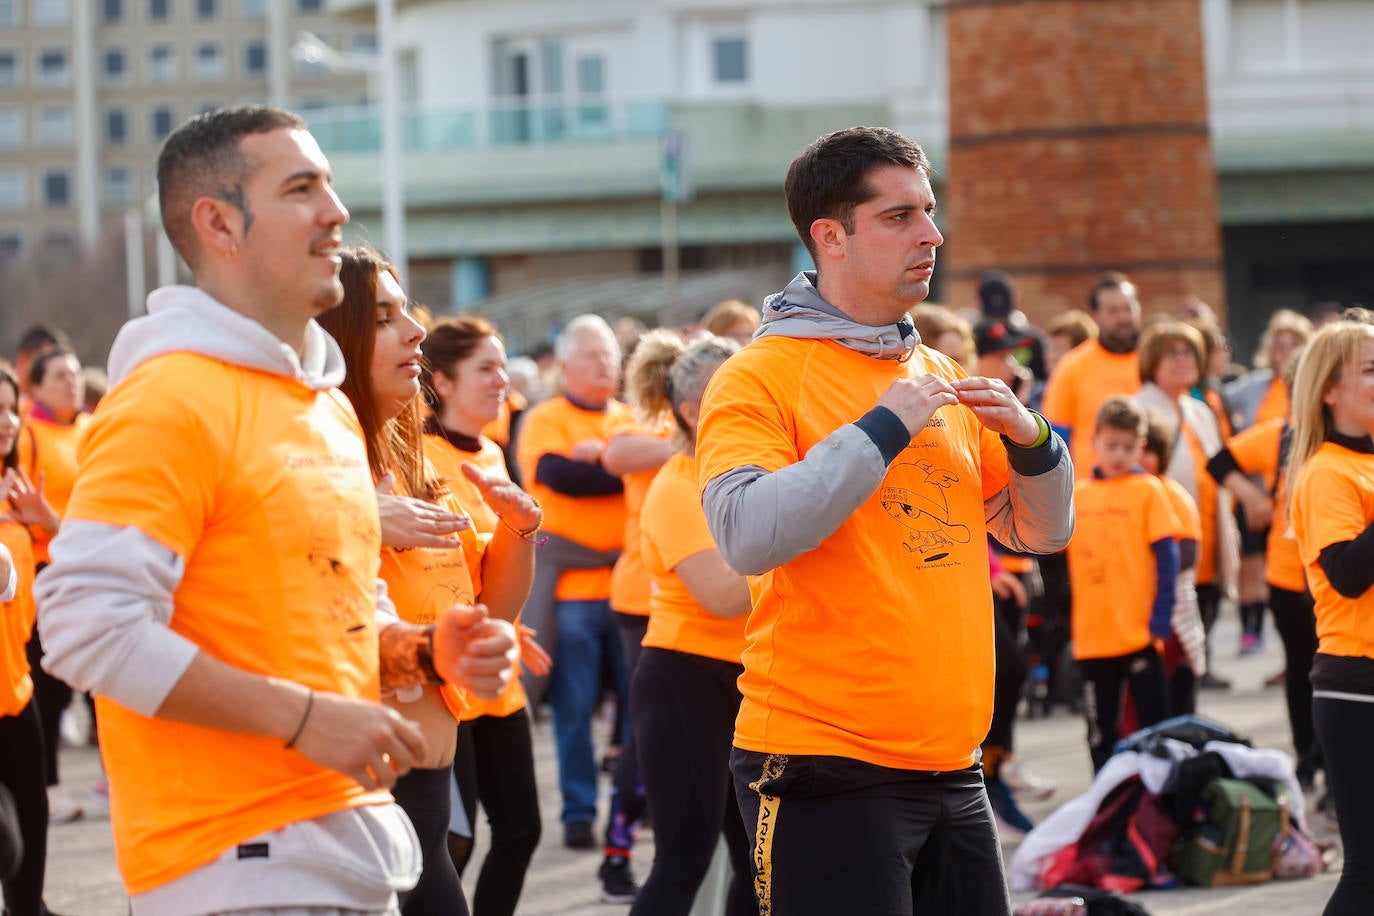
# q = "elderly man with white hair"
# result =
<box><xmin>515</xmin><ymin>316</ymin><xmax>633</xmax><ymax>854</ymax></box>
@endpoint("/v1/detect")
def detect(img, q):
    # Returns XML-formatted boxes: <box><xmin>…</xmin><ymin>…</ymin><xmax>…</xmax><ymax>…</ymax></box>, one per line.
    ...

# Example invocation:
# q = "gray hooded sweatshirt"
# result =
<box><xmin>702</xmin><ymin>271</ymin><xmax>1074</xmax><ymax>575</ymax></box>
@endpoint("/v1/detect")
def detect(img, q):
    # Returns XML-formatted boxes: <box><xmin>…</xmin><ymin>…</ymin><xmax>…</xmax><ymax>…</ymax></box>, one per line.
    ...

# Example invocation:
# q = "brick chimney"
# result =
<box><xmin>942</xmin><ymin>0</ymin><xmax>1225</xmax><ymax>326</ymax></box>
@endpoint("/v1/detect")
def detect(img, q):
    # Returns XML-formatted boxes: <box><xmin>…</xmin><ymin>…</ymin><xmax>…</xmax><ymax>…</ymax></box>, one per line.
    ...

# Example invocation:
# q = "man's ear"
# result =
<box><xmin>188</xmin><ymin>195</ymin><xmax>242</xmax><ymax>259</ymax></box>
<box><xmin>809</xmin><ymin>218</ymin><xmax>847</xmax><ymax>261</ymax></box>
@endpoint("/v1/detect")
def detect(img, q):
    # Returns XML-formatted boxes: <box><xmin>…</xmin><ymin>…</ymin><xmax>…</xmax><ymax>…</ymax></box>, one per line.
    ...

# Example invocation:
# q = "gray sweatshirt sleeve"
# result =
<box><xmin>35</xmin><ymin>520</ymin><xmax>199</xmax><ymax>718</ymax></box>
<box><xmin>702</xmin><ymin>423</ymin><xmax>892</xmax><ymax>576</ymax></box>
<box><xmin>983</xmin><ymin>429</ymin><xmax>1075</xmax><ymax>554</ymax></box>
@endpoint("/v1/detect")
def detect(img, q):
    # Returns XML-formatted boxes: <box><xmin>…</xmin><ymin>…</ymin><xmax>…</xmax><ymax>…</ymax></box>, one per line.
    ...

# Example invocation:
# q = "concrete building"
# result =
<box><xmin>316</xmin><ymin>0</ymin><xmax>1374</xmax><ymax>356</ymax></box>
<box><xmin>0</xmin><ymin>0</ymin><xmax>373</xmax><ymax>266</ymax></box>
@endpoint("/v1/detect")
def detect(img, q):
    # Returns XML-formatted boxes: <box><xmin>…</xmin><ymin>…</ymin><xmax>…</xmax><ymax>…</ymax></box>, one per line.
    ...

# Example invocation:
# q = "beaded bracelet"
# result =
<box><xmin>502</xmin><ymin>496</ymin><xmax>547</xmax><ymax>544</ymax></box>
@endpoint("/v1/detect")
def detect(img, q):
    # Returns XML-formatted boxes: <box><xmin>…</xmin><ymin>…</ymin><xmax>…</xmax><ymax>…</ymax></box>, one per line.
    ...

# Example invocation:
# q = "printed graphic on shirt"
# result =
<box><xmin>880</xmin><ymin>459</ymin><xmax>972</xmax><ymax>562</ymax></box>
<box><xmin>307</xmin><ymin>503</ymin><xmax>378</xmax><ymax>633</ymax></box>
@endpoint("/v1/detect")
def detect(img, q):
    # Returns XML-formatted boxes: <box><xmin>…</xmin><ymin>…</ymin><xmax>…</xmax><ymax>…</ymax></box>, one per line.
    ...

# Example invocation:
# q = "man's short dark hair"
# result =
<box><xmin>784</xmin><ymin>127</ymin><xmax>930</xmax><ymax>262</ymax></box>
<box><xmin>156</xmin><ymin>105</ymin><xmax>307</xmax><ymax>268</ymax></box>
<box><xmin>1088</xmin><ymin>271</ymin><xmax>1134</xmax><ymax>312</ymax></box>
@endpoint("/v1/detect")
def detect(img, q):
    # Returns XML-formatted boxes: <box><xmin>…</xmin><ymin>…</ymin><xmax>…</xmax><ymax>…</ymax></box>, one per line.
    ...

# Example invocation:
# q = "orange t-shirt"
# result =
<box><xmin>516</xmin><ymin>396</ymin><xmax>629</xmax><ymax>601</ymax></box>
<box><xmin>0</xmin><ymin>517</ymin><xmax>36</xmax><ymax>717</ymax></box>
<box><xmin>65</xmin><ymin>353</ymin><xmax>390</xmax><ymax>895</ymax></box>
<box><xmin>1159</xmin><ymin>475</ymin><xmax>1202</xmax><ymax>544</ymax></box>
<box><xmin>1226</xmin><ymin>418</ymin><xmax>1303</xmax><ymax>592</ymax></box>
<box><xmin>1291</xmin><ymin>441</ymin><xmax>1374</xmax><ymax>660</ymax></box>
<box><xmin>20</xmin><ymin>411</ymin><xmax>92</xmax><ymax>566</ymax></box>
<box><xmin>1069</xmin><ymin>472</ymin><xmax>1179</xmax><ymax>659</ymax></box>
<box><xmin>1042</xmin><ymin>341</ymin><xmax>1141</xmax><ymax>479</ymax></box>
<box><xmin>377</xmin><ymin>469</ymin><xmax>481</xmax><ymax>721</ymax></box>
<box><xmin>608</xmin><ymin>417</ymin><xmax>674</xmax><ymax>617</ymax></box>
<box><xmin>641</xmin><ymin>452</ymin><xmax>747</xmax><ymax>664</ymax></box>
<box><xmin>422</xmin><ymin>432</ymin><xmax>528</xmax><ymax>719</ymax></box>
<box><xmin>697</xmin><ymin>338</ymin><xmax>1012</xmax><ymax>772</ymax></box>
<box><xmin>1254</xmin><ymin>377</ymin><xmax>1289</xmax><ymax>428</ymax></box>
<box><xmin>1179</xmin><ymin>420</ymin><xmax>1225</xmax><ymax>586</ymax></box>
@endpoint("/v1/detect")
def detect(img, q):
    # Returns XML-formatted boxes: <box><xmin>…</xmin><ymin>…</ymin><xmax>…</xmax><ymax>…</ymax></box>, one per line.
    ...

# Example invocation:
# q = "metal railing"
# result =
<box><xmin>305</xmin><ymin>97</ymin><xmax>671</xmax><ymax>154</ymax></box>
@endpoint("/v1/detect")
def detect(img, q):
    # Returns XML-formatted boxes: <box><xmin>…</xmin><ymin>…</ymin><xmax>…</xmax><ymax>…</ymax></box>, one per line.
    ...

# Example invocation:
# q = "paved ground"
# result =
<box><xmin>30</xmin><ymin>614</ymin><xmax>1343</xmax><ymax>914</ymax></box>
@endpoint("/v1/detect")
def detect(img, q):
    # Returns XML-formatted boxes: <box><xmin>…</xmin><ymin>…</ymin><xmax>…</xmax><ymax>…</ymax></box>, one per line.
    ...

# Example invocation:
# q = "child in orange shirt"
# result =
<box><xmin>1070</xmin><ymin>397</ymin><xmax>1179</xmax><ymax>772</ymax></box>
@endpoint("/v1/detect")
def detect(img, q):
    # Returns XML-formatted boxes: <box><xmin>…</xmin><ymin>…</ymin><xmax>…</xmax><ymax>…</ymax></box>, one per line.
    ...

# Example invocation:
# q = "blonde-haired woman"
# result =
<box><xmin>624</xmin><ymin>335</ymin><xmax>756</xmax><ymax>916</ymax></box>
<box><xmin>1288</xmin><ymin>318</ymin><xmax>1374</xmax><ymax>915</ymax></box>
<box><xmin>595</xmin><ymin>328</ymin><xmax>682</xmax><ymax>899</ymax></box>
<box><xmin>1227</xmin><ymin>309</ymin><xmax>1313</xmax><ymax>433</ymax></box>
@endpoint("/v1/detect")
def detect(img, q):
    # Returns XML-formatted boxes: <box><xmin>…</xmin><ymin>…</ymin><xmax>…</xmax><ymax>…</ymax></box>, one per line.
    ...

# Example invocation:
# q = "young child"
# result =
<box><xmin>1070</xmin><ymin>397</ymin><xmax>1180</xmax><ymax>772</ymax></box>
<box><xmin>1118</xmin><ymin>417</ymin><xmax>1208</xmax><ymax>737</ymax></box>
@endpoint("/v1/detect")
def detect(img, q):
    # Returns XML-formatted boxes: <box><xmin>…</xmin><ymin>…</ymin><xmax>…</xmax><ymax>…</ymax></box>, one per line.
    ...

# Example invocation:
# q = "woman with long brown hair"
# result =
<box><xmin>0</xmin><ymin>364</ymin><xmax>56</xmax><ymax>916</ymax></box>
<box><xmin>318</xmin><ymin>245</ymin><xmax>540</xmax><ymax>916</ymax></box>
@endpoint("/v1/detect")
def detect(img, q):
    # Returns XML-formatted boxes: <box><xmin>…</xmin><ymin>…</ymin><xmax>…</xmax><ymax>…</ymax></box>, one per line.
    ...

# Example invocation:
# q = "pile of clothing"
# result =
<box><xmin>1010</xmin><ymin>716</ymin><xmax>1322</xmax><ymax>895</ymax></box>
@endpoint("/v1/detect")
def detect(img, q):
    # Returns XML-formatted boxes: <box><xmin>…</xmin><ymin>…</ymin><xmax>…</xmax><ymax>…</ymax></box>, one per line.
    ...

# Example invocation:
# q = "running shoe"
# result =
<box><xmin>598</xmin><ymin>853</ymin><xmax>639</xmax><ymax>903</ymax></box>
<box><xmin>1001</xmin><ymin>755</ymin><xmax>1056</xmax><ymax>802</ymax></box>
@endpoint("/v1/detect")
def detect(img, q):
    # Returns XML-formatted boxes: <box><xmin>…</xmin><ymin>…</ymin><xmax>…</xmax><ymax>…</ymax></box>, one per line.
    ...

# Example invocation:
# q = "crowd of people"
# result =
<box><xmin>0</xmin><ymin>107</ymin><xmax>1370</xmax><ymax>916</ymax></box>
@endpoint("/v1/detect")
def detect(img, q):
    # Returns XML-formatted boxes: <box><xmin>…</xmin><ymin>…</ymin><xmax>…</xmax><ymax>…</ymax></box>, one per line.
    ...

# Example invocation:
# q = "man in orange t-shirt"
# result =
<box><xmin>696</xmin><ymin>127</ymin><xmax>1074</xmax><ymax>916</ymax></box>
<box><xmin>515</xmin><ymin>314</ymin><xmax>632</xmax><ymax>850</ymax></box>
<box><xmin>34</xmin><ymin>106</ymin><xmax>516</xmax><ymax>914</ymax></box>
<box><xmin>1042</xmin><ymin>272</ymin><xmax>1144</xmax><ymax>479</ymax></box>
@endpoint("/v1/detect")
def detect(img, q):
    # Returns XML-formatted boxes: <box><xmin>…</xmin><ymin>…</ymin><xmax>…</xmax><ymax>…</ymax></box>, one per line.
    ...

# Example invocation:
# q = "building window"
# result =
<box><xmin>103</xmin><ymin>0</ymin><xmax>122</xmax><ymax>23</ymax></box>
<box><xmin>105</xmin><ymin>107</ymin><xmax>127</xmax><ymax>144</ymax></box>
<box><xmin>712</xmin><ymin>36</ymin><xmax>748</xmax><ymax>84</ymax></box>
<box><xmin>0</xmin><ymin>232</ymin><xmax>22</xmax><ymax>262</ymax></box>
<box><xmin>193</xmin><ymin>43</ymin><xmax>224</xmax><ymax>81</ymax></box>
<box><xmin>0</xmin><ymin>0</ymin><xmax>15</xmax><ymax>27</ymax></box>
<box><xmin>0</xmin><ymin>168</ymin><xmax>24</xmax><ymax>211</ymax></box>
<box><xmin>351</xmin><ymin>32</ymin><xmax>378</xmax><ymax>55</ymax></box>
<box><xmin>239</xmin><ymin>0</ymin><xmax>265</xmax><ymax>18</ymax></box>
<box><xmin>148</xmin><ymin>0</ymin><xmax>169</xmax><ymax>21</ymax></box>
<box><xmin>34</xmin><ymin>0</ymin><xmax>70</xmax><ymax>26</ymax></box>
<box><xmin>103</xmin><ymin>48</ymin><xmax>127</xmax><ymax>81</ymax></box>
<box><xmin>0</xmin><ymin>53</ymin><xmax>16</xmax><ymax>90</ymax></box>
<box><xmin>244</xmin><ymin>40</ymin><xmax>266</xmax><ymax>75</ymax></box>
<box><xmin>37</xmin><ymin>50</ymin><xmax>69</xmax><ymax>87</ymax></box>
<box><xmin>151</xmin><ymin>105</ymin><xmax>175</xmax><ymax>140</ymax></box>
<box><xmin>38</xmin><ymin>106</ymin><xmax>71</xmax><ymax>146</ymax></box>
<box><xmin>296</xmin><ymin>0</ymin><xmax>322</xmax><ymax>13</ymax></box>
<box><xmin>43</xmin><ymin>169</ymin><xmax>69</xmax><ymax>208</ymax></box>
<box><xmin>196</xmin><ymin>0</ymin><xmax>216</xmax><ymax>18</ymax></box>
<box><xmin>105</xmin><ymin>166</ymin><xmax>132</xmax><ymax>205</ymax></box>
<box><xmin>0</xmin><ymin>108</ymin><xmax>21</xmax><ymax>149</ymax></box>
<box><xmin>148</xmin><ymin>45</ymin><xmax>175</xmax><ymax>83</ymax></box>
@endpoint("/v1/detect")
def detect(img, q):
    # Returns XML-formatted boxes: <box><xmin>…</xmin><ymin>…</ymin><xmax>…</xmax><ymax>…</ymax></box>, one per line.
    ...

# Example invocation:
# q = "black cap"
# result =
<box><xmin>978</xmin><ymin>270</ymin><xmax>1015</xmax><ymax>319</ymax></box>
<box><xmin>974</xmin><ymin>319</ymin><xmax>1030</xmax><ymax>357</ymax></box>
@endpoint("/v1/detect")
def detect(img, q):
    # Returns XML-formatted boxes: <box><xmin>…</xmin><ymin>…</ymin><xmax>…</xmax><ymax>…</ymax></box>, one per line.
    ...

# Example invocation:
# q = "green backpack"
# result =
<box><xmin>1176</xmin><ymin>778</ymin><xmax>1291</xmax><ymax>887</ymax></box>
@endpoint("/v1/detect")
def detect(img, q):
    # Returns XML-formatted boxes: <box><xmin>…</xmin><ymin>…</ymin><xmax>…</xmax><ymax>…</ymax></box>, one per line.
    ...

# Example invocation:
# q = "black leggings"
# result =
<box><xmin>392</xmin><ymin>765</ymin><xmax>469</xmax><ymax>916</ymax></box>
<box><xmin>629</xmin><ymin>648</ymin><xmax>755</xmax><ymax>916</ymax></box>
<box><xmin>1314</xmin><ymin>696</ymin><xmax>1374</xmax><ymax>915</ymax></box>
<box><xmin>1269</xmin><ymin>587</ymin><xmax>1318</xmax><ymax>769</ymax></box>
<box><xmin>0</xmin><ymin>700</ymin><xmax>49</xmax><ymax>916</ymax></box>
<box><xmin>25</xmin><ymin>621</ymin><xmax>71</xmax><ymax>788</ymax></box>
<box><xmin>1079</xmin><ymin>646</ymin><xmax>1169</xmax><ymax>773</ymax></box>
<box><xmin>452</xmin><ymin>709</ymin><xmax>541</xmax><ymax>916</ymax></box>
<box><xmin>984</xmin><ymin>592</ymin><xmax>1029</xmax><ymax>763</ymax></box>
<box><xmin>607</xmin><ymin>613</ymin><xmax>648</xmax><ymax>851</ymax></box>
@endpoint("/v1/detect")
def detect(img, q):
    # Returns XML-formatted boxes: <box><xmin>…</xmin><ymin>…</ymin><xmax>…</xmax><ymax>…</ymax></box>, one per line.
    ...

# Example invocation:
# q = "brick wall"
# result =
<box><xmin>943</xmin><ymin>0</ymin><xmax>1225</xmax><ymax>326</ymax></box>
